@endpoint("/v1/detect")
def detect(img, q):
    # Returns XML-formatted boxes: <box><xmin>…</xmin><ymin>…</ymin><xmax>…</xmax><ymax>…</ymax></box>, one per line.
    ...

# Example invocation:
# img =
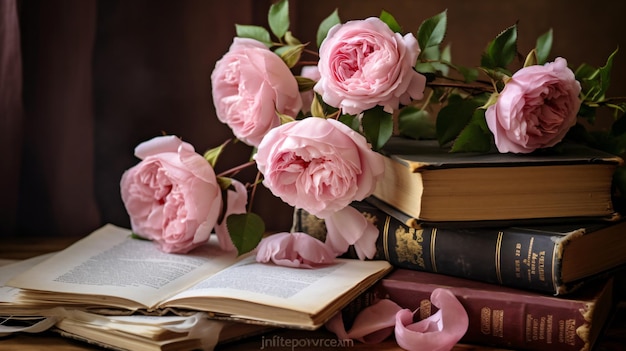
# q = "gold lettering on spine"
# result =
<box><xmin>382</xmin><ymin>215</ymin><xmax>391</xmax><ymax>260</ymax></box>
<box><xmin>430</xmin><ymin>228</ymin><xmax>438</xmax><ymax>273</ymax></box>
<box><xmin>492</xmin><ymin>310</ymin><xmax>504</xmax><ymax>337</ymax></box>
<box><xmin>480</xmin><ymin>307</ymin><xmax>491</xmax><ymax>335</ymax></box>
<box><xmin>525</xmin><ymin>314</ymin><xmax>533</xmax><ymax>341</ymax></box>
<box><xmin>564</xmin><ymin>319</ymin><xmax>576</xmax><ymax>346</ymax></box>
<box><xmin>394</xmin><ymin>226</ymin><xmax>425</xmax><ymax>268</ymax></box>
<box><xmin>538</xmin><ymin>251</ymin><xmax>546</xmax><ymax>282</ymax></box>
<box><xmin>546</xmin><ymin>315</ymin><xmax>553</xmax><ymax>344</ymax></box>
<box><xmin>495</xmin><ymin>231</ymin><xmax>504</xmax><ymax>284</ymax></box>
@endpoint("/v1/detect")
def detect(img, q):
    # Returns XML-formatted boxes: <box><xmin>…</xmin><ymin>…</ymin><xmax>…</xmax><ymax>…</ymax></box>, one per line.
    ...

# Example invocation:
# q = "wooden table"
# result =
<box><xmin>1</xmin><ymin>236</ymin><xmax>625</xmax><ymax>351</ymax></box>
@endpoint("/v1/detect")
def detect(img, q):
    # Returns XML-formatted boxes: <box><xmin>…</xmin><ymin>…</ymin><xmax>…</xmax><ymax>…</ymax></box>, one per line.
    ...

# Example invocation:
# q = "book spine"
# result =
<box><xmin>379</xmin><ymin>276</ymin><xmax>598</xmax><ymax>351</ymax></box>
<box><xmin>293</xmin><ymin>203</ymin><xmax>565</xmax><ymax>294</ymax></box>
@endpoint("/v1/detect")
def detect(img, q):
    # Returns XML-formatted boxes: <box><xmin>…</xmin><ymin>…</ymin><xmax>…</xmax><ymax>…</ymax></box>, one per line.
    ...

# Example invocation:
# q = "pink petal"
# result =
<box><xmin>395</xmin><ymin>288</ymin><xmax>469</xmax><ymax>351</ymax></box>
<box><xmin>255</xmin><ymin>232</ymin><xmax>336</xmax><ymax>268</ymax></box>
<box><xmin>213</xmin><ymin>179</ymin><xmax>247</xmax><ymax>251</ymax></box>
<box><xmin>325</xmin><ymin>299</ymin><xmax>400</xmax><ymax>343</ymax></box>
<box><xmin>134</xmin><ymin>135</ymin><xmax>183</xmax><ymax>160</ymax></box>
<box><xmin>324</xmin><ymin>206</ymin><xmax>378</xmax><ymax>260</ymax></box>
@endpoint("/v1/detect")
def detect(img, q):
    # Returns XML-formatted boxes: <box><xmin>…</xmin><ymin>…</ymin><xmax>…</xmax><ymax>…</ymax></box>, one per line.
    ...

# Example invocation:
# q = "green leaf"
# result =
<box><xmin>379</xmin><ymin>10</ymin><xmax>402</xmax><ymax>33</ymax></box>
<box><xmin>284</xmin><ymin>31</ymin><xmax>301</xmax><ymax>46</ymax></box>
<box><xmin>339</xmin><ymin>114</ymin><xmax>360</xmax><ymax>131</ymax></box>
<box><xmin>227</xmin><ymin>213</ymin><xmax>265</xmax><ymax>255</ymax></box>
<box><xmin>203</xmin><ymin>139</ymin><xmax>230</xmax><ymax>167</ymax></box>
<box><xmin>295</xmin><ymin>76</ymin><xmax>316</xmax><ymax>92</ymax></box>
<box><xmin>317</xmin><ymin>9</ymin><xmax>340</xmax><ymax>48</ymax></box>
<box><xmin>523</xmin><ymin>49</ymin><xmax>538</xmax><ymax>68</ymax></box>
<box><xmin>451</xmin><ymin>109</ymin><xmax>493</xmax><ymax>152</ymax></box>
<box><xmin>274</xmin><ymin>44</ymin><xmax>305</xmax><ymax>68</ymax></box>
<box><xmin>235</xmin><ymin>24</ymin><xmax>272</xmax><ymax>46</ymax></box>
<box><xmin>361</xmin><ymin>106</ymin><xmax>393</xmax><ymax>151</ymax></box>
<box><xmin>130</xmin><ymin>232</ymin><xmax>150</xmax><ymax>241</ymax></box>
<box><xmin>480</xmin><ymin>24</ymin><xmax>517</xmax><ymax>69</ymax></box>
<box><xmin>417</xmin><ymin>9</ymin><xmax>447</xmax><ymax>51</ymax></box>
<box><xmin>436</xmin><ymin>95</ymin><xmax>481</xmax><ymax>145</ymax></box>
<box><xmin>217</xmin><ymin>176</ymin><xmax>232</xmax><ymax>191</ymax></box>
<box><xmin>268</xmin><ymin>0</ymin><xmax>289</xmax><ymax>40</ymax></box>
<box><xmin>398</xmin><ymin>106</ymin><xmax>436</xmax><ymax>139</ymax></box>
<box><xmin>457</xmin><ymin>65</ymin><xmax>479</xmax><ymax>83</ymax></box>
<box><xmin>535</xmin><ymin>28</ymin><xmax>553</xmax><ymax>65</ymax></box>
<box><xmin>597</xmin><ymin>48</ymin><xmax>619</xmax><ymax>100</ymax></box>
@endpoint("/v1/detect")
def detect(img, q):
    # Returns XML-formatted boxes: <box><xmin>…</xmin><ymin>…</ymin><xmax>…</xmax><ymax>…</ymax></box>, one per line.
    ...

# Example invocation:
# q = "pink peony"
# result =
<box><xmin>120</xmin><ymin>135</ymin><xmax>222</xmax><ymax>253</ymax></box>
<box><xmin>485</xmin><ymin>57</ymin><xmax>582</xmax><ymax>153</ymax></box>
<box><xmin>314</xmin><ymin>17</ymin><xmax>426</xmax><ymax>115</ymax></box>
<box><xmin>254</xmin><ymin>117</ymin><xmax>385</xmax><ymax>219</ymax></box>
<box><xmin>211</xmin><ymin>37</ymin><xmax>303</xmax><ymax>147</ymax></box>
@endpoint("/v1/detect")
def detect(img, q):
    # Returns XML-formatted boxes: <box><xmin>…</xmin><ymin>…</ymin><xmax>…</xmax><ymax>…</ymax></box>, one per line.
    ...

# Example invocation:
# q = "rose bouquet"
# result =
<box><xmin>120</xmin><ymin>0</ymin><xmax>625</xmax><ymax>257</ymax></box>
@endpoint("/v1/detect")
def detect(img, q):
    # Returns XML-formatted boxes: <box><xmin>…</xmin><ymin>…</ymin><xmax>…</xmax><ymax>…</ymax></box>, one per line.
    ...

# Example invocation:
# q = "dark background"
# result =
<box><xmin>2</xmin><ymin>0</ymin><xmax>625</xmax><ymax>238</ymax></box>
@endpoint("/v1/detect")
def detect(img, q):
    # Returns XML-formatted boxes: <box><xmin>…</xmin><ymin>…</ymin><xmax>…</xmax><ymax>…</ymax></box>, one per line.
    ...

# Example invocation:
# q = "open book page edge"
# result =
<box><xmin>6</xmin><ymin>224</ymin><xmax>241</xmax><ymax>309</ymax></box>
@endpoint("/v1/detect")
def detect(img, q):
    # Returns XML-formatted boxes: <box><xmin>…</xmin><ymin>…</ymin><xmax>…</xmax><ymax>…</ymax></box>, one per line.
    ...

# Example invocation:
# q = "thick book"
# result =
<box><xmin>372</xmin><ymin>137</ymin><xmax>623</xmax><ymax>223</ymax></box>
<box><xmin>293</xmin><ymin>200</ymin><xmax>626</xmax><ymax>295</ymax></box>
<box><xmin>4</xmin><ymin>224</ymin><xmax>392</xmax><ymax>330</ymax></box>
<box><xmin>366</xmin><ymin>269</ymin><xmax>615</xmax><ymax>351</ymax></box>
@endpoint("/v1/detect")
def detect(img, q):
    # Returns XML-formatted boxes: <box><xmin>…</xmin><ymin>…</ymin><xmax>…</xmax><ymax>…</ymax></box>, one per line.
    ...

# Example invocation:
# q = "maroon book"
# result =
<box><xmin>371</xmin><ymin>269</ymin><xmax>615</xmax><ymax>351</ymax></box>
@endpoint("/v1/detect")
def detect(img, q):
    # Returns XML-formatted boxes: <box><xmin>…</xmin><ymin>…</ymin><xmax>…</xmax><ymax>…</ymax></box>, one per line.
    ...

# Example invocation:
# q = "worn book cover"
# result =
<box><xmin>373</xmin><ymin>137</ymin><xmax>623</xmax><ymax>222</ymax></box>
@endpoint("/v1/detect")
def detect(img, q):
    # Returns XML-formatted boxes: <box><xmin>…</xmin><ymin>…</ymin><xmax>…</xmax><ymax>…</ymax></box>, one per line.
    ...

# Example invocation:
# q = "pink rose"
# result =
<box><xmin>300</xmin><ymin>65</ymin><xmax>321</xmax><ymax>114</ymax></box>
<box><xmin>211</xmin><ymin>37</ymin><xmax>303</xmax><ymax>147</ymax></box>
<box><xmin>314</xmin><ymin>17</ymin><xmax>426</xmax><ymax>115</ymax></box>
<box><xmin>120</xmin><ymin>135</ymin><xmax>222</xmax><ymax>253</ymax></box>
<box><xmin>486</xmin><ymin>57</ymin><xmax>582</xmax><ymax>153</ymax></box>
<box><xmin>254</xmin><ymin>117</ymin><xmax>385</xmax><ymax>218</ymax></box>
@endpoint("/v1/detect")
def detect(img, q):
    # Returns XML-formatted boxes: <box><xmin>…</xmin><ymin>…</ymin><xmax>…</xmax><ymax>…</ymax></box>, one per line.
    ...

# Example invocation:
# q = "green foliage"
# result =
<box><xmin>274</xmin><ymin>44</ymin><xmax>305</xmax><ymax>68</ymax></box>
<box><xmin>379</xmin><ymin>10</ymin><xmax>402</xmax><ymax>33</ymax></box>
<box><xmin>317</xmin><ymin>9</ymin><xmax>341</xmax><ymax>48</ymax></box>
<box><xmin>203</xmin><ymin>140</ymin><xmax>229</xmax><ymax>168</ymax></box>
<box><xmin>535</xmin><ymin>28</ymin><xmax>553</xmax><ymax>65</ymax></box>
<box><xmin>216</xmin><ymin>176</ymin><xmax>233</xmax><ymax>191</ymax></box>
<box><xmin>339</xmin><ymin>114</ymin><xmax>361</xmax><ymax>132</ymax></box>
<box><xmin>450</xmin><ymin>109</ymin><xmax>492</xmax><ymax>152</ymax></box>
<box><xmin>227</xmin><ymin>213</ymin><xmax>265</xmax><ymax>256</ymax></box>
<box><xmin>398</xmin><ymin>106</ymin><xmax>435</xmax><ymax>139</ymax></box>
<box><xmin>361</xmin><ymin>106</ymin><xmax>394</xmax><ymax>151</ymax></box>
<box><xmin>268</xmin><ymin>0</ymin><xmax>289</xmax><ymax>40</ymax></box>
<box><xmin>295</xmin><ymin>76</ymin><xmax>316</xmax><ymax>92</ymax></box>
<box><xmin>417</xmin><ymin>10</ymin><xmax>447</xmax><ymax>51</ymax></box>
<box><xmin>436</xmin><ymin>95</ymin><xmax>482</xmax><ymax>146</ymax></box>
<box><xmin>480</xmin><ymin>24</ymin><xmax>517</xmax><ymax>71</ymax></box>
<box><xmin>235</xmin><ymin>24</ymin><xmax>272</xmax><ymax>46</ymax></box>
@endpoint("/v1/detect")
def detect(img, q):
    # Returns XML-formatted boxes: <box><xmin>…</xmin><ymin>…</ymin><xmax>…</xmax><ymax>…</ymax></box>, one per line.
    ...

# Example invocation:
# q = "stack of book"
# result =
<box><xmin>294</xmin><ymin>136</ymin><xmax>626</xmax><ymax>351</ymax></box>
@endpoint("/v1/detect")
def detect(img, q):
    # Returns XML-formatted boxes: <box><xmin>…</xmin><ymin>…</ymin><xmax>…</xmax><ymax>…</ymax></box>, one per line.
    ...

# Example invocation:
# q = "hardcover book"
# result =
<box><xmin>4</xmin><ymin>224</ymin><xmax>392</xmax><ymax>330</ymax></box>
<box><xmin>293</xmin><ymin>199</ymin><xmax>626</xmax><ymax>295</ymax></box>
<box><xmin>369</xmin><ymin>269</ymin><xmax>615</xmax><ymax>351</ymax></box>
<box><xmin>372</xmin><ymin>137</ymin><xmax>623</xmax><ymax>223</ymax></box>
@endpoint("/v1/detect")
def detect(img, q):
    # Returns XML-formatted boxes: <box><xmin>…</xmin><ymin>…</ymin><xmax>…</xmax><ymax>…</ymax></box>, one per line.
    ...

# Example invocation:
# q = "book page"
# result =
<box><xmin>7</xmin><ymin>224</ymin><xmax>240</xmax><ymax>308</ymax></box>
<box><xmin>163</xmin><ymin>255</ymin><xmax>391</xmax><ymax>315</ymax></box>
<box><xmin>0</xmin><ymin>253</ymin><xmax>55</xmax><ymax>304</ymax></box>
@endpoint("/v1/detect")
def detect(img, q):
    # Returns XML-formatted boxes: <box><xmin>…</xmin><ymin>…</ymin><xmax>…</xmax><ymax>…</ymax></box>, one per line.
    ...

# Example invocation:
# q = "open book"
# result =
<box><xmin>6</xmin><ymin>224</ymin><xmax>392</xmax><ymax>330</ymax></box>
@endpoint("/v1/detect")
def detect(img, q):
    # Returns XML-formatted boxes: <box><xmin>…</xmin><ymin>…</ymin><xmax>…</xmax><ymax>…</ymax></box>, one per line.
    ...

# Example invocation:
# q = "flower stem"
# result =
<box><xmin>217</xmin><ymin>160</ymin><xmax>256</xmax><ymax>178</ymax></box>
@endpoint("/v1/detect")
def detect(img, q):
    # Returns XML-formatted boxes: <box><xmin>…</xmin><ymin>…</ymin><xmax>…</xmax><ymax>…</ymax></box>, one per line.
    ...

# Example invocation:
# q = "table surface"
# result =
<box><xmin>1</xmin><ymin>236</ymin><xmax>624</xmax><ymax>351</ymax></box>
